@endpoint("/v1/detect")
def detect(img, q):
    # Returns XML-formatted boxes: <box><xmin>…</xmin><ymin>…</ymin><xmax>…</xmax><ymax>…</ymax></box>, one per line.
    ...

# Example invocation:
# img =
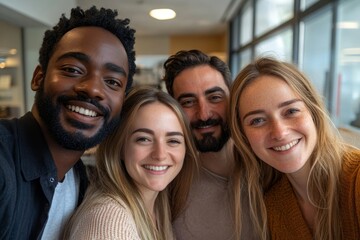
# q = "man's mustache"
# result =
<box><xmin>191</xmin><ymin>118</ymin><xmax>220</xmax><ymax>129</ymax></box>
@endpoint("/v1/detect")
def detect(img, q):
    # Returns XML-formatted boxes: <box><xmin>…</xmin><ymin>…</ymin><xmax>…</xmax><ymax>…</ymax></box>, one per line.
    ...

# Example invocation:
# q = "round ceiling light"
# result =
<box><xmin>149</xmin><ymin>8</ymin><xmax>176</xmax><ymax>20</ymax></box>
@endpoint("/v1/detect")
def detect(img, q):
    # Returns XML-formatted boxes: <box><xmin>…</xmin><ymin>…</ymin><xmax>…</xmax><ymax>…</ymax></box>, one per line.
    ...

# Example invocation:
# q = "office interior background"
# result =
<box><xmin>0</xmin><ymin>0</ymin><xmax>359</xmax><ymax>147</ymax></box>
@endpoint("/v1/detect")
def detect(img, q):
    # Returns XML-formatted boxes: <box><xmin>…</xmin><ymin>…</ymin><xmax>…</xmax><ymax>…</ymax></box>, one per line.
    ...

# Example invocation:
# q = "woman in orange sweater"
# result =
<box><xmin>229</xmin><ymin>57</ymin><xmax>360</xmax><ymax>239</ymax></box>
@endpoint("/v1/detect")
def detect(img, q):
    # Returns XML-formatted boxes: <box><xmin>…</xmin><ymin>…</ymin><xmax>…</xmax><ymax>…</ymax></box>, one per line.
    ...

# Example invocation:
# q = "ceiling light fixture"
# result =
<box><xmin>149</xmin><ymin>8</ymin><xmax>176</xmax><ymax>20</ymax></box>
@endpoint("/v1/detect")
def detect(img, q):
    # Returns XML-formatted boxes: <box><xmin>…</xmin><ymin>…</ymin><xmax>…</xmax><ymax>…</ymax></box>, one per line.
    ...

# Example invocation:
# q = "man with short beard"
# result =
<box><xmin>0</xmin><ymin>6</ymin><xmax>136</xmax><ymax>240</ymax></box>
<box><xmin>163</xmin><ymin>50</ymin><xmax>255</xmax><ymax>240</ymax></box>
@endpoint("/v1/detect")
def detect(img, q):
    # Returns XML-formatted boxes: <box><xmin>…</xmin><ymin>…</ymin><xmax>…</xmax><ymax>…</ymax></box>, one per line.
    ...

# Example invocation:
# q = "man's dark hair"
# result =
<box><xmin>163</xmin><ymin>49</ymin><xmax>231</xmax><ymax>96</ymax></box>
<box><xmin>38</xmin><ymin>6</ymin><xmax>136</xmax><ymax>91</ymax></box>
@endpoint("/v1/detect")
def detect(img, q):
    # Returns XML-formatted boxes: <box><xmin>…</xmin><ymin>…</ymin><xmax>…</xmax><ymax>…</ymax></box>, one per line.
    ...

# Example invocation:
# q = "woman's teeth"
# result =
<box><xmin>273</xmin><ymin>139</ymin><xmax>299</xmax><ymax>151</ymax></box>
<box><xmin>143</xmin><ymin>165</ymin><xmax>169</xmax><ymax>171</ymax></box>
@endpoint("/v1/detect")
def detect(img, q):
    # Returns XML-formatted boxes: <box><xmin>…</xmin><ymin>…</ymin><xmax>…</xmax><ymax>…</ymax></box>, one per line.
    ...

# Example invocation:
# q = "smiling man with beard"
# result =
<box><xmin>191</xmin><ymin>117</ymin><xmax>229</xmax><ymax>152</ymax></box>
<box><xmin>0</xmin><ymin>6</ymin><xmax>136</xmax><ymax>240</ymax></box>
<box><xmin>163</xmin><ymin>50</ymin><xmax>256</xmax><ymax>240</ymax></box>
<box><xmin>35</xmin><ymin>83</ymin><xmax>120</xmax><ymax>151</ymax></box>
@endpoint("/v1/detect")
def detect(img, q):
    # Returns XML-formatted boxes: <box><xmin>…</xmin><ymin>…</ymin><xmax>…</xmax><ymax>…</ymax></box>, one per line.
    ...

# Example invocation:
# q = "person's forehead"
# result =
<box><xmin>173</xmin><ymin>65</ymin><xmax>228</xmax><ymax>95</ymax></box>
<box><xmin>54</xmin><ymin>27</ymin><xmax>125</xmax><ymax>55</ymax></box>
<box><xmin>51</xmin><ymin>26</ymin><xmax>129</xmax><ymax>71</ymax></box>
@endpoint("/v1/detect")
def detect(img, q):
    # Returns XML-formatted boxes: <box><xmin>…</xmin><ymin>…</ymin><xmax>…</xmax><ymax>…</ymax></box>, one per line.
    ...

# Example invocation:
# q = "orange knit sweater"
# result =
<box><xmin>264</xmin><ymin>149</ymin><xmax>360</xmax><ymax>239</ymax></box>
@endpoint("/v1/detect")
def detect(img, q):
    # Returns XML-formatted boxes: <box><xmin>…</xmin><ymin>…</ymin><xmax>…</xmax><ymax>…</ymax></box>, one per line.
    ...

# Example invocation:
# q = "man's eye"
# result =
<box><xmin>62</xmin><ymin>67</ymin><xmax>82</xmax><ymax>75</ymax></box>
<box><xmin>105</xmin><ymin>79</ymin><xmax>122</xmax><ymax>87</ymax></box>
<box><xmin>209</xmin><ymin>95</ymin><xmax>223</xmax><ymax>102</ymax></box>
<box><xmin>181</xmin><ymin>99</ymin><xmax>195</xmax><ymax>107</ymax></box>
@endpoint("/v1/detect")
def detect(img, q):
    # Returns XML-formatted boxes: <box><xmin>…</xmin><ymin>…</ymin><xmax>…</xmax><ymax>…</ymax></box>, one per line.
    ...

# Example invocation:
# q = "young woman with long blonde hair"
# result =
<box><xmin>229</xmin><ymin>57</ymin><xmax>360</xmax><ymax>239</ymax></box>
<box><xmin>63</xmin><ymin>86</ymin><xmax>198</xmax><ymax>239</ymax></box>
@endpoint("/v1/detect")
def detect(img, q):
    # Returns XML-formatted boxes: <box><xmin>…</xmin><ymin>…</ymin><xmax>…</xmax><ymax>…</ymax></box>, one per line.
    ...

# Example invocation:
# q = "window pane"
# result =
<box><xmin>231</xmin><ymin>53</ymin><xmax>239</xmax><ymax>80</ymax></box>
<box><xmin>231</xmin><ymin>15</ymin><xmax>240</xmax><ymax>50</ymax></box>
<box><xmin>255</xmin><ymin>28</ymin><xmax>293</xmax><ymax>61</ymax></box>
<box><xmin>299</xmin><ymin>7</ymin><xmax>332</xmax><ymax>108</ymax></box>
<box><xmin>301</xmin><ymin>0</ymin><xmax>319</xmax><ymax>11</ymax></box>
<box><xmin>335</xmin><ymin>0</ymin><xmax>360</xmax><ymax>129</ymax></box>
<box><xmin>240</xmin><ymin>1</ymin><xmax>253</xmax><ymax>46</ymax></box>
<box><xmin>255</xmin><ymin>0</ymin><xmax>294</xmax><ymax>37</ymax></box>
<box><xmin>239</xmin><ymin>48</ymin><xmax>252</xmax><ymax>70</ymax></box>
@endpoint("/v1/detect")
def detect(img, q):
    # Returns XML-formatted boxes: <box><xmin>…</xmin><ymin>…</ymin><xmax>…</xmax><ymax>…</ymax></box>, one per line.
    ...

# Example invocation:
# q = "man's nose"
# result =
<box><xmin>74</xmin><ymin>75</ymin><xmax>105</xmax><ymax>100</ymax></box>
<box><xmin>197</xmin><ymin>100</ymin><xmax>212</xmax><ymax>121</ymax></box>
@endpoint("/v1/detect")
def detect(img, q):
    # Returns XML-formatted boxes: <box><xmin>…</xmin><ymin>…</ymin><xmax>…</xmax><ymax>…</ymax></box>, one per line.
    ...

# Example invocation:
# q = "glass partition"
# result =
<box><xmin>255</xmin><ymin>28</ymin><xmax>293</xmax><ymax>61</ymax></box>
<box><xmin>334</xmin><ymin>0</ymin><xmax>360</xmax><ymax>129</ymax></box>
<box><xmin>255</xmin><ymin>0</ymin><xmax>294</xmax><ymax>37</ymax></box>
<box><xmin>240</xmin><ymin>1</ymin><xmax>253</xmax><ymax>46</ymax></box>
<box><xmin>299</xmin><ymin>7</ymin><xmax>332</xmax><ymax>107</ymax></box>
<box><xmin>301</xmin><ymin>0</ymin><xmax>320</xmax><ymax>11</ymax></box>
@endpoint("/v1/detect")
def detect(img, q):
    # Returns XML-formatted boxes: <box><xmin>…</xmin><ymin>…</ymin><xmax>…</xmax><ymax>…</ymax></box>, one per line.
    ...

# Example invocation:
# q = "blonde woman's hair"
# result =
<box><xmin>64</xmin><ymin>86</ymin><xmax>199</xmax><ymax>240</ymax></box>
<box><xmin>229</xmin><ymin>57</ymin><xmax>345</xmax><ymax>240</ymax></box>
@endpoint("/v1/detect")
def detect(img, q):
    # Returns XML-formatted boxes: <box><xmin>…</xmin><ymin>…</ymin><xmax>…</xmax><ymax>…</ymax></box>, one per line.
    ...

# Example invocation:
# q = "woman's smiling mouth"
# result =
<box><xmin>143</xmin><ymin>165</ymin><xmax>170</xmax><ymax>171</ymax></box>
<box><xmin>272</xmin><ymin>139</ymin><xmax>300</xmax><ymax>152</ymax></box>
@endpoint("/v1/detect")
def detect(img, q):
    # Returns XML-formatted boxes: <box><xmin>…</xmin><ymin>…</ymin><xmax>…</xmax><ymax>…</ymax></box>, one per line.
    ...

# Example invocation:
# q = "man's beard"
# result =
<box><xmin>191</xmin><ymin>118</ymin><xmax>230</xmax><ymax>153</ymax></box>
<box><xmin>34</xmin><ymin>86</ymin><xmax>120</xmax><ymax>151</ymax></box>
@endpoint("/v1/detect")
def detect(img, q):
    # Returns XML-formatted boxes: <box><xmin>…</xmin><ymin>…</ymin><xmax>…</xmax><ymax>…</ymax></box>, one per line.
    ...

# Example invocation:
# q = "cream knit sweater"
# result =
<box><xmin>68</xmin><ymin>196</ymin><xmax>141</xmax><ymax>240</ymax></box>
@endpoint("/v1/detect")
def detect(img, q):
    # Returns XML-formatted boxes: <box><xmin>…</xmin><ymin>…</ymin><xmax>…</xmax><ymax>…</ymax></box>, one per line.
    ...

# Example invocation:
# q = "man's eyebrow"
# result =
<box><xmin>177</xmin><ymin>93</ymin><xmax>196</xmax><ymax>102</ymax></box>
<box><xmin>105</xmin><ymin>63</ymin><xmax>127</xmax><ymax>77</ymax></box>
<box><xmin>57</xmin><ymin>52</ymin><xmax>89</xmax><ymax>63</ymax></box>
<box><xmin>56</xmin><ymin>52</ymin><xmax>127</xmax><ymax>77</ymax></box>
<box><xmin>176</xmin><ymin>87</ymin><xmax>226</xmax><ymax>102</ymax></box>
<box><xmin>204</xmin><ymin>86</ymin><xmax>226</xmax><ymax>95</ymax></box>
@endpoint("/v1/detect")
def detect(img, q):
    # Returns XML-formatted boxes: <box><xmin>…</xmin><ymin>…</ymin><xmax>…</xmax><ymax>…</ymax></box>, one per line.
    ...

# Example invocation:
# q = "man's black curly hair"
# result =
<box><xmin>38</xmin><ymin>6</ymin><xmax>136</xmax><ymax>91</ymax></box>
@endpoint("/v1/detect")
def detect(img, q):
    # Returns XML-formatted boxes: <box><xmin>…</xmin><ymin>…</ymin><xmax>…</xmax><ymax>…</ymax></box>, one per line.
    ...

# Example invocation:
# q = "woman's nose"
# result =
<box><xmin>151</xmin><ymin>142</ymin><xmax>167</xmax><ymax>161</ymax></box>
<box><xmin>270</xmin><ymin>120</ymin><xmax>289</xmax><ymax>140</ymax></box>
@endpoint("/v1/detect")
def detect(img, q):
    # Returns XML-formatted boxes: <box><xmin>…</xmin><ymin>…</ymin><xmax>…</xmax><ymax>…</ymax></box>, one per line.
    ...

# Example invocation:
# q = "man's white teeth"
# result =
<box><xmin>198</xmin><ymin>125</ymin><xmax>212</xmax><ymax>129</ymax></box>
<box><xmin>67</xmin><ymin>105</ymin><xmax>97</xmax><ymax>117</ymax></box>
<box><xmin>144</xmin><ymin>165</ymin><xmax>169</xmax><ymax>171</ymax></box>
<box><xmin>273</xmin><ymin>139</ymin><xmax>299</xmax><ymax>151</ymax></box>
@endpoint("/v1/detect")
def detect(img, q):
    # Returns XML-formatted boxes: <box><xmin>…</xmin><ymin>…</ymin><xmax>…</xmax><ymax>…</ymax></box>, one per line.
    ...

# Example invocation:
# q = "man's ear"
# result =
<box><xmin>31</xmin><ymin>65</ymin><xmax>45</xmax><ymax>91</ymax></box>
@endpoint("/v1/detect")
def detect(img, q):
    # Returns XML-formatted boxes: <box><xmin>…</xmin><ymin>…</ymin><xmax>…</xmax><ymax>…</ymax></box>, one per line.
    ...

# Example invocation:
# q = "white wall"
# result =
<box><xmin>136</xmin><ymin>36</ymin><xmax>169</xmax><ymax>55</ymax></box>
<box><xmin>0</xmin><ymin>0</ymin><xmax>77</xmax><ymax>27</ymax></box>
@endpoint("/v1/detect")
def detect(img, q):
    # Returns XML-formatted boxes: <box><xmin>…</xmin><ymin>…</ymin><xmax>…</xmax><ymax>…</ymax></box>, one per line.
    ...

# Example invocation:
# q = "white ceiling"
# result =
<box><xmin>76</xmin><ymin>0</ymin><xmax>240</xmax><ymax>37</ymax></box>
<box><xmin>0</xmin><ymin>0</ymin><xmax>242</xmax><ymax>37</ymax></box>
